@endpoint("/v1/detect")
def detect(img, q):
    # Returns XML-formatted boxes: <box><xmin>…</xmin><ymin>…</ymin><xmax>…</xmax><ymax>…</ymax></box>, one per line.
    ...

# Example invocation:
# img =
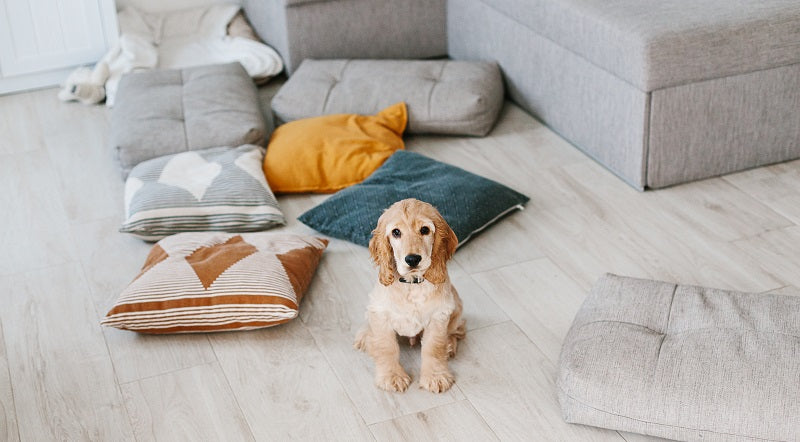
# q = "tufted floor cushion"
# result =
<box><xmin>558</xmin><ymin>273</ymin><xmax>800</xmax><ymax>441</ymax></box>
<box><xmin>111</xmin><ymin>62</ymin><xmax>267</xmax><ymax>178</ymax></box>
<box><xmin>271</xmin><ymin>59</ymin><xmax>504</xmax><ymax>136</ymax></box>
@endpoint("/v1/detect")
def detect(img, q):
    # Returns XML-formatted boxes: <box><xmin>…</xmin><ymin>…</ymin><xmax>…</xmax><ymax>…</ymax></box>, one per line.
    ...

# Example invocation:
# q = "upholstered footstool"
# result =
<box><xmin>111</xmin><ymin>62</ymin><xmax>267</xmax><ymax>177</ymax></box>
<box><xmin>271</xmin><ymin>59</ymin><xmax>504</xmax><ymax>136</ymax></box>
<box><xmin>450</xmin><ymin>0</ymin><xmax>800</xmax><ymax>188</ymax></box>
<box><xmin>558</xmin><ymin>274</ymin><xmax>799</xmax><ymax>441</ymax></box>
<box><xmin>242</xmin><ymin>0</ymin><xmax>447</xmax><ymax>74</ymax></box>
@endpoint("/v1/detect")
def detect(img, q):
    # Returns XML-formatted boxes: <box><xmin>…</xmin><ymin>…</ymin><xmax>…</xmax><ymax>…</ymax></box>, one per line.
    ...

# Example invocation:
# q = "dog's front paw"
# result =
<box><xmin>419</xmin><ymin>371</ymin><xmax>455</xmax><ymax>393</ymax></box>
<box><xmin>376</xmin><ymin>370</ymin><xmax>411</xmax><ymax>392</ymax></box>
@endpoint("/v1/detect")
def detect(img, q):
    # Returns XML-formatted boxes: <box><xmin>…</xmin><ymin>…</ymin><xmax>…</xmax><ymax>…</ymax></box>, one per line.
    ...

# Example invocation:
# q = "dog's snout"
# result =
<box><xmin>404</xmin><ymin>254</ymin><xmax>422</xmax><ymax>268</ymax></box>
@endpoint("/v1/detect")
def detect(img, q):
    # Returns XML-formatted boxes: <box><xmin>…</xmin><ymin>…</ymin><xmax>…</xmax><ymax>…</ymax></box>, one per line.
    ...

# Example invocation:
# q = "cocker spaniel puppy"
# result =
<box><xmin>354</xmin><ymin>198</ymin><xmax>466</xmax><ymax>393</ymax></box>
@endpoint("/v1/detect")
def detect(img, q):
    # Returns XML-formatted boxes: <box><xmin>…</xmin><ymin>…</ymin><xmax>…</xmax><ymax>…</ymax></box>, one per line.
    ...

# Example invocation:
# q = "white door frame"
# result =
<box><xmin>0</xmin><ymin>0</ymin><xmax>118</xmax><ymax>94</ymax></box>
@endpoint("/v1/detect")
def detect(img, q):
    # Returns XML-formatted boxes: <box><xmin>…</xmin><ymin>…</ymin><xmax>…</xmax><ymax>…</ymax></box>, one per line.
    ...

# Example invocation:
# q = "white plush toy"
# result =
<box><xmin>57</xmin><ymin>64</ymin><xmax>109</xmax><ymax>105</ymax></box>
<box><xmin>57</xmin><ymin>4</ymin><xmax>283</xmax><ymax>106</ymax></box>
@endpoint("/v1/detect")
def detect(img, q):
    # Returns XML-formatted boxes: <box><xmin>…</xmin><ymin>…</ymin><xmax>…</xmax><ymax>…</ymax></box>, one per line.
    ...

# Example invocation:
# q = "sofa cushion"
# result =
<box><xmin>477</xmin><ymin>0</ymin><xmax>800</xmax><ymax>90</ymax></box>
<box><xmin>120</xmin><ymin>144</ymin><xmax>285</xmax><ymax>241</ymax></box>
<box><xmin>272</xmin><ymin>59</ymin><xmax>504</xmax><ymax>136</ymax></box>
<box><xmin>558</xmin><ymin>273</ymin><xmax>800</xmax><ymax>441</ymax></box>
<box><xmin>263</xmin><ymin>102</ymin><xmax>407</xmax><ymax>194</ymax></box>
<box><xmin>111</xmin><ymin>62</ymin><xmax>267</xmax><ymax>177</ymax></box>
<box><xmin>297</xmin><ymin>150</ymin><xmax>529</xmax><ymax>247</ymax></box>
<box><xmin>102</xmin><ymin>232</ymin><xmax>328</xmax><ymax>334</ymax></box>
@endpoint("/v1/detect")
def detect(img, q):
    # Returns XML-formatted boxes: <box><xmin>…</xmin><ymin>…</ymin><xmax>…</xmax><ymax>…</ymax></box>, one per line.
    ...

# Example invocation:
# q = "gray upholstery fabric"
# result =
<box><xmin>647</xmin><ymin>63</ymin><xmax>800</xmax><ymax>188</ymax></box>
<box><xmin>474</xmin><ymin>0</ymin><xmax>800</xmax><ymax>91</ymax></box>
<box><xmin>449</xmin><ymin>0</ymin><xmax>649</xmax><ymax>188</ymax></box>
<box><xmin>111</xmin><ymin>63</ymin><xmax>266</xmax><ymax>178</ymax></box>
<box><xmin>271</xmin><ymin>59</ymin><xmax>504</xmax><ymax>136</ymax></box>
<box><xmin>242</xmin><ymin>0</ymin><xmax>446</xmax><ymax>75</ymax></box>
<box><xmin>558</xmin><ymin>274</ymin><xmax>800</xmax><ymax>441</ymax></box>
<box><xmin>449</xmin><ymin>0</ymin><xmax>800</xmax><ymax>189</ymax></box>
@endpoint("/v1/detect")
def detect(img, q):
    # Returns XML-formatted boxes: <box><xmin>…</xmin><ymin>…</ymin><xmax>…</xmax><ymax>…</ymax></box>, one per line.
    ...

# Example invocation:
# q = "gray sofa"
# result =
<box><xmin>242</xmin><ymin>0</ymin><xmax>447</xmax><ymax>75</ymax></box>
<box><xmin>244</xmin><ymin>0</ymin><xmax>800</xmax><ymax>189</ymax></box>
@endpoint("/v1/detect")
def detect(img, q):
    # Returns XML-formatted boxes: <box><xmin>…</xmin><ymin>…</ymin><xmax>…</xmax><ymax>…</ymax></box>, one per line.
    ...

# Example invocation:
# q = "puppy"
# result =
<box><xmin>354</xmin><ymin>198</ymin><xmax>466</xmax><ymax>393</ymax></box>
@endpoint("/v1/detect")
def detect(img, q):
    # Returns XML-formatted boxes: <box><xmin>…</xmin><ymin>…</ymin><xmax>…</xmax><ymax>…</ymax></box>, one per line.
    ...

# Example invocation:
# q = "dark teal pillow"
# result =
<box><xmin>297</xmin><ymin>151</ymin><xmax>529</xmax><ymax>247</ymax></box>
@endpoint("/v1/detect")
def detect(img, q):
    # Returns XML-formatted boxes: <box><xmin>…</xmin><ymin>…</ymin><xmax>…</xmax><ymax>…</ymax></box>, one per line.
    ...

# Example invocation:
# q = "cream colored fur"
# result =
<box><xmin>354</xmin><ymin>199</ymin><xmax>466</xmax><ymax>393</ymax></box>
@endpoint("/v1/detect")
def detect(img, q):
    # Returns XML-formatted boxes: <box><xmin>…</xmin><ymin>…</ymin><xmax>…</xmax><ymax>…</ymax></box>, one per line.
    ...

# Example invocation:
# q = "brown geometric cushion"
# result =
<box><xmin>102</xmin><ymin>232</ymin><xmax>328</xmax><ymax>333</ymax></box>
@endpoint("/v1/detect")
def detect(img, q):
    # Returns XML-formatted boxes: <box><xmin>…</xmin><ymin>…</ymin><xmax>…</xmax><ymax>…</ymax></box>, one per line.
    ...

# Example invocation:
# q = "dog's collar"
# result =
<box><xmin>398</xmin><ymin>276</ymin><xmax>425</xmax><ymax>284</ymax></box>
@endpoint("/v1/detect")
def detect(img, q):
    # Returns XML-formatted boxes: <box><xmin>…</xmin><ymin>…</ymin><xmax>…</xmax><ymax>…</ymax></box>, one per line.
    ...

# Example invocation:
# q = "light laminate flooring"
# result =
<box><xmin>1</xmin><ymin>80</ymin><xmax>797</xmax><ymax>441</ymax></box>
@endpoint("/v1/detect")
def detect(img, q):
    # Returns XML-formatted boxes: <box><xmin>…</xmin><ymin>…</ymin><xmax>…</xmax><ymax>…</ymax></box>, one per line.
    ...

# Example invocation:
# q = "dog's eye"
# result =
<box><xmin>420</xmin><ymin>226</ymin><xmax>430</xmax><ymax>235</ymax></box>
<box><xmin>391</xmin><ymin>228</ymin><xmax>401</xmax><ymax>238</ymax></box>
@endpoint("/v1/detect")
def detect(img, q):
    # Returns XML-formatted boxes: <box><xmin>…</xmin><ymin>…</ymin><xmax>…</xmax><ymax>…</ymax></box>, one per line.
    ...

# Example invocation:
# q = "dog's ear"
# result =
<box><xmin>369</xmin><ymin>219</ymin><xmax>395</xmax><ymax>286</ymax></box>
<box><xmin>424</xmin><ymin>215</ymin><xmax>458</xmax><ymax>284</ymax></box>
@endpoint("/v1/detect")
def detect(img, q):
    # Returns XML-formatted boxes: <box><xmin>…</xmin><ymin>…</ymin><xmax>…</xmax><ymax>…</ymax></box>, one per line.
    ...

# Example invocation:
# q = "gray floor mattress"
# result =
<box><xmin>558</xmin><ymin>273</ymin><xmax>799</xmax><ymax>441</ymax></box>
<box><xmin>111</xmin><ymin>63</ymin><xmax>267</xmax><ymax>178</ymax></box>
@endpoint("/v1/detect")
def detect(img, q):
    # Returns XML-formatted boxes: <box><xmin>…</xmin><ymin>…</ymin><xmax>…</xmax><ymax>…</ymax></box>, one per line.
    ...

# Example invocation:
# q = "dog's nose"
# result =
<box><xmin>405</xmin><ymin>254</ymin><xmax>422</xmax><ymax>268</ymax></box>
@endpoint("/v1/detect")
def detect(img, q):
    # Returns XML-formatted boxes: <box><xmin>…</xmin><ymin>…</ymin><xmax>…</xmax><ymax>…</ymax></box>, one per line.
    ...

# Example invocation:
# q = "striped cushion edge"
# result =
<box><xmin>102</xmin><ymin>232</ymin><xmax>328</xmax><ymax>334</ymax></box>
<box><xmin>120</xmin><ymin>145</ymin><xmax>286</xmax><ymax>241</ymax></box>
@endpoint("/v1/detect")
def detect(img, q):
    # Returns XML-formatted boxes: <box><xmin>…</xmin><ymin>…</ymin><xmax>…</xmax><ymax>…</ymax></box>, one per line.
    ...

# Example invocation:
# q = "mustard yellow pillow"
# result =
<box><xmin>263</xmin><ymin>102</ymin><xmax>407</xmax><ymax>193</ymax></box>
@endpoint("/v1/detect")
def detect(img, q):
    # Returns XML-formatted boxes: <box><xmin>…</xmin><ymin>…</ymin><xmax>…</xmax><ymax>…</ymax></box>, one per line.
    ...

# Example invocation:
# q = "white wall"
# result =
<box><xmin>115</xmin><ymin>0</ymin><xmax>241</xmax><ymax>13</ymax></box>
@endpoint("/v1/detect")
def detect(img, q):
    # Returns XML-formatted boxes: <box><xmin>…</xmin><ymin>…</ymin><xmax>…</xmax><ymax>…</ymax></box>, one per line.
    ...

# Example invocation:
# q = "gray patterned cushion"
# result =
<box><xmin>272</xmin><ymin>59</ymin><xmax>504</xmax><ymax>136</ymax></box>
<box><xmin>297</xmin><ymin>151</ymin><xmax>528</xmax><ymax>247</ymax></box>
<box><xmin>558</xmin><ymin>273</ymin><xmax>800</xmax><ymax>441</ymax></box>
<box><xmin>111</xmin><ymin>63</ymin><xmax>267</xmax><ymax>178</ymax></box>
<box><xmin>120</xmin><ymin>144</ymin><xmax>284</xmax><ymax>241</ymax></box>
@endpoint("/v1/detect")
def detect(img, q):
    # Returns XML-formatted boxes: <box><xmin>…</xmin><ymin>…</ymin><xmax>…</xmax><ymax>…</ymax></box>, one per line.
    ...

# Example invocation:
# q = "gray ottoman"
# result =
<box><xmin>271</xmin><ymin>59</ymin><xmax>504</xmax><ymax>136</ymax></box>
<box><xmin>111</xmin><ymin>63</ymin><xmax>267</xmax><ymax>177</ymax></box>
<box><xmin>558</xmin><ymin>274</ymin><xmax>799</xmax><ymax>441</ymax></box>
<box><xmin>242</xmin><ymin>0</ymin><xmax>446</xmax><ymax>75</ymax></box>
<box><xmin>449</xmin><ymin>0</ymin><xmax>800</xmax><ymax>189</ymax></box>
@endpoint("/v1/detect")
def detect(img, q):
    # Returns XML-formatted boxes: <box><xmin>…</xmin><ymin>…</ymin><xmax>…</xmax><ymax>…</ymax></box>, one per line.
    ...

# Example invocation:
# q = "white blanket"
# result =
<box><xmin>59</xmin><ymin>3</ymin><xmax>283</xmax><ymax>106</ymax></box>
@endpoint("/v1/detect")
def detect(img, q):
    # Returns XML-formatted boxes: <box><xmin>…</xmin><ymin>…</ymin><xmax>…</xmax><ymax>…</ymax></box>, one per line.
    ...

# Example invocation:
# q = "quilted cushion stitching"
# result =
<box><xmin>322</xmin><ymin>60</ymin><xmax>351</xmax><ymax>115</ymax></box>
<box><xmin>426</xmin><ymin>60</ymin><xmax>448</xmax><ymax>120</ymax></box>
<box><xmin>180</xmin><ymin>69</ymin><xmax>189</xmax><ymax>152</ymax></box>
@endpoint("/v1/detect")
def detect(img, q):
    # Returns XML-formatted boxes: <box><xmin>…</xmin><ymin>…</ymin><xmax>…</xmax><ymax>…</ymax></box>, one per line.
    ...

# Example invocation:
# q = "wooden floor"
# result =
<box><xmin>1</xmin><ymin>81</ymin><xmax>798</xmax><ymax>441</ymax></box>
